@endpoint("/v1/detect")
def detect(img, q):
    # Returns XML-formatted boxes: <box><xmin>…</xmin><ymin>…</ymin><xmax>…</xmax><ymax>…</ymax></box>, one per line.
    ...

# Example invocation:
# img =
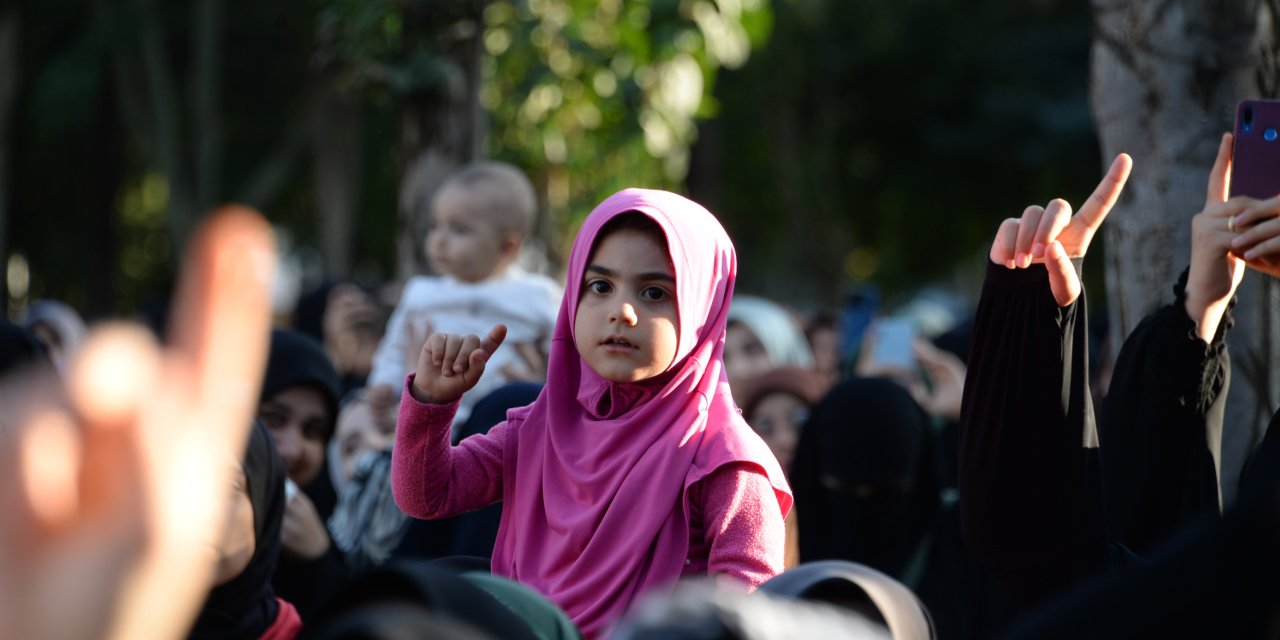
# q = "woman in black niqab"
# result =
<box><xmin>791</xmin><ymin>376</ymin><xmax>1009</xmax><ymax>639</ymax></box>
<box><xmin>191</xmin><ymin>420</ymin><xmax>297</xmax><ymax>639</ymax></box>
<box><xmin>792</xmin><ymin>376</ymin><xmax>940</xmax><ymax>577</ymax></box>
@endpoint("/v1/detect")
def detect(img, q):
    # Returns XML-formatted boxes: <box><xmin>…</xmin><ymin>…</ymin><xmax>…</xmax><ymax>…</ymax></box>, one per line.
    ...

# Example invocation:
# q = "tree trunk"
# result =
<box><xmin>1091</xmin><ymin>0</ymin><xmax>1280</xmax><ymax>504</ymax></box>
<box><xmin>0</xmin><ymin>7</ymin><xmax>18</xmax><ymax>306</ymax></box>
<box><xmin>395</xmin><ymin>12</ymin><xmax>487</xmax><ymax>281</ymax></box>
<box><xmin>311</xmin><ymin>82</ymin><xmax>364</xmax><ymax>277</ymax></box>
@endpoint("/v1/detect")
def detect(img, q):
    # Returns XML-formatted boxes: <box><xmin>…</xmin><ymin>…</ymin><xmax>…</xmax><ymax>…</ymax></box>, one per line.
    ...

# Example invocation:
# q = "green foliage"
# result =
<box><xmin>481</xmin><ymin>0</ymin><xmax>773</xmax><ymax>253</ymax></box>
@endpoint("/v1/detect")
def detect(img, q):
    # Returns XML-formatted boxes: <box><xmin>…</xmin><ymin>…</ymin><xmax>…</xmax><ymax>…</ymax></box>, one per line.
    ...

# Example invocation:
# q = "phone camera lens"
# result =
<box><xmin>1243</xmin><ymin>107</ymin><xmax>1255</xmax><ymax>135</ymax></box>
<box><xmin>1266</xmin><ymin>127</ymin><xmax>1278</xmax><ymax>142</ymax></box>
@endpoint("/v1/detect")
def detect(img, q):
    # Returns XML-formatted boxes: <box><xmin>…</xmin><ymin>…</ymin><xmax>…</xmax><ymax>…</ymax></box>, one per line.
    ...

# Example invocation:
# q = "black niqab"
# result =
<box><xmin>791</xmin><ymin>376</ymin><xmax>942</xmax><ymax>579</ymax></box>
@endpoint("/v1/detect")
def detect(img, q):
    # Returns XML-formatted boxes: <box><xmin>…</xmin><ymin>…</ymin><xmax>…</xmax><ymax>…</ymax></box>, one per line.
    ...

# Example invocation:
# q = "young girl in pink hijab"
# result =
<box><xmin>391</xmin><ymin>188</ymin><xmax>792</xmax><ymax>638</ymax></box>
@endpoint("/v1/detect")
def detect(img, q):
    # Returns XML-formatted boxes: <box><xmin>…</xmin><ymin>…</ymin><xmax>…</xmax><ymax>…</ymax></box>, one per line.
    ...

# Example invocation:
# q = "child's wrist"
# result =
<box><xmin>409</xmin><ymin>380</ymin><xmax>458</xmax><ymax>405</ymax></box>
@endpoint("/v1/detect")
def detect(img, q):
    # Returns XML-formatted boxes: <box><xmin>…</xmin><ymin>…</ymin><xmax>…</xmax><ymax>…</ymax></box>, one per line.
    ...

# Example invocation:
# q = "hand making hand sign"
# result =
<box><xmin>410</xmin><ymin>324</ymin><xmax>509</xmax><ymax>405</ymax></box>
<box><xmin>989</xmin><ymin>153</ymin><xmax>1133</xmax><ymax>307</ymax></box>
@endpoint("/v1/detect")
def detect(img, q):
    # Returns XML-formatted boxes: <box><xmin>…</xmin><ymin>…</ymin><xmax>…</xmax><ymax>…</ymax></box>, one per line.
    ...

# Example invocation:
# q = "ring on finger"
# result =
<box><xmin>1228</xmin><ymin>215</ymin><xmax>1236</xmax><ymax>232</ymax></box>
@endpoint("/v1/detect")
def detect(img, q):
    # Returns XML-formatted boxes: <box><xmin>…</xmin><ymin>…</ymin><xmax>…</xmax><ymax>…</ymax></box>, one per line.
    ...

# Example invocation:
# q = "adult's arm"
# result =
<box><xmin>1097</xmin><ymin>268</ymin><xmax>1230</xmax><ymax>556</ymax></box>
<box><xmin>958</xmin><ymin>261</ymin><xmax>1106</xmax><ymax>607</ymax></box>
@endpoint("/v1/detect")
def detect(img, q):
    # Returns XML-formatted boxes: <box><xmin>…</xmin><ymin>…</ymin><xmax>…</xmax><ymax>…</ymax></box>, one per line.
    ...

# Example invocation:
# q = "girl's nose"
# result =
<box><xmin>612</xmin><ymin>302</ymin><xmax>639</xmax><ymax>326</ymax></box>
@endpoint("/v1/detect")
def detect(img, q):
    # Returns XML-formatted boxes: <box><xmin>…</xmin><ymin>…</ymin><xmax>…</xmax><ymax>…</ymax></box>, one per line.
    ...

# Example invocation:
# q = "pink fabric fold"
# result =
<box><xmin>491</xmin><ymin>188</ymin><xmax>792</xmax><ymax>637</ymax></box>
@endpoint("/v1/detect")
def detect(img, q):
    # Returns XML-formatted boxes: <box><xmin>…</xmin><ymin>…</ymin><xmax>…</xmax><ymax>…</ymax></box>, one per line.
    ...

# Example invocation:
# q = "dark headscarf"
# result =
<box><xmin>261</xmin><ymin>329</ymin><xmax>343</xmax><ymax>433</ymax></box>
<box><xmin>791</xmin><ymin>377</ymin><xmax>942</xmax><ymax>581</ymax></box>
<box><xmin>262</xmin><ymin>328</ymin><xmax>343</xmax><ymax>516</ymax></box>
<box><xmin>191</xmin><ymin>420</ymin><xmax>288</xmax><ymax>639</ymax></box>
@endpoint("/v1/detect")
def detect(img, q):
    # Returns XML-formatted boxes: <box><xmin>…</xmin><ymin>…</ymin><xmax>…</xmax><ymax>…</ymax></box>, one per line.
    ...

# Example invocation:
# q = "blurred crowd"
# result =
<box><xmin>3</xmin><ymin>137</ymin><xmax>1280</xmax><ymax>640</ymax></box>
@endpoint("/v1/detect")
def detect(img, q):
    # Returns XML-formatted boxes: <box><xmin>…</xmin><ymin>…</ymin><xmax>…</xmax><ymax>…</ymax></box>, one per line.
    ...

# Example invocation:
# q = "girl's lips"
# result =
<box><xmin>600</xmin><ymin>337</ymin><xmax>637</xmax><ymax>351</ymax></box>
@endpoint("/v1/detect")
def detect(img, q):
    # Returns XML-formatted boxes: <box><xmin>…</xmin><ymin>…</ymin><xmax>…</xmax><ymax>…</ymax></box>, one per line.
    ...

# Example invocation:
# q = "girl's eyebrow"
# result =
<box><xmin>585</xmin><ymin>264</ymin><xmax>675</xmax><ymax>283</ymax></box>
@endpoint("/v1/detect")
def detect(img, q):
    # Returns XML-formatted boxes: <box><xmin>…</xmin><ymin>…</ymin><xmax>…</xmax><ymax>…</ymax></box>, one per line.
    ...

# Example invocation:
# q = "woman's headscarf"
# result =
<box><xmin>727</xmin><ymin>295</ymin><xmax>815</xmax><ymax>369</ymax></box>
<box><xmin>191</xmin><ymin>420</ymin><xmax>288</xmax><ymax>639</ymax></box>
<box><xmin>791</xmin><ymin>377</ymin><xmax>941</xmax><ymax>584</ymax></box>
<box><xmin>492</xmin><ymin>188</ymin><xmax>791</xmax><ymax>637</ymax></box>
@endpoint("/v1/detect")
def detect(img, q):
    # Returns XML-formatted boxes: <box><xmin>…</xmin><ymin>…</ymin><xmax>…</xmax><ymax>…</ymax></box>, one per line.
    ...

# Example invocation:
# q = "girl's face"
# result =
<box><xmin>574</xmin><ymin>228</ymin><xmax>680</xmax><ymax>383</ymax></box>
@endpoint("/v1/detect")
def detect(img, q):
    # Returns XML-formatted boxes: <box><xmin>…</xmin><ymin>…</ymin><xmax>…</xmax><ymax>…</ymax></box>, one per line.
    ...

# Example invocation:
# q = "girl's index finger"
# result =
<box><xmin>1206</xmin><ymin>132</ymin><xmax>1234</xmax><ymax>207</ymax></box>
<box><xmin>1074</xmin><ymin>153</ymin><xmax>1133</xmax><ymax>232</ymax></box>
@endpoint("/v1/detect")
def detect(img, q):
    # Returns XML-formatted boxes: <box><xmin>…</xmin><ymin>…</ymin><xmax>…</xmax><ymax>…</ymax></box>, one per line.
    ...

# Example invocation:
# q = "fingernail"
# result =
<box><xmin>1005</xmin><ymin>259</ymin><xmax>1015</xmax><ymax>269</ymax></box>
<box><xmin>1032</xmin><ymin>243</ymin><xmax>1045</xmax><ymax>259</ymax></box>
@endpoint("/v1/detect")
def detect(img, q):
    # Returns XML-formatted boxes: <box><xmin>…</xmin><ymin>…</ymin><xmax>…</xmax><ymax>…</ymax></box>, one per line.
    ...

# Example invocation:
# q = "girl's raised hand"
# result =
<box><xmin>410</xmin><ymin>324</ymin><xmax>508</xmax><ymax>405</ymax></box>
<box><xmin>989</xmin><ymin>153</ymin><xmax>1133</xmax><ymax>306</ymax></box>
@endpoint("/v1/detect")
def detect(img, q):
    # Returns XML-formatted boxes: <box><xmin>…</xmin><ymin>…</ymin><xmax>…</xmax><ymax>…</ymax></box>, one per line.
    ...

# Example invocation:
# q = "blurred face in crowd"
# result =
<box><xmin>807</xmin><ymin>323</ymin><xmax>842</xmax><ymax>380</ymax></box>
<box><xmin>723</xmin><ymin>321</ymin><xmax>773</xmax><ymax>384</ymax></box>
<box><xmin>748</xmin><ymin>391</ymin><xmax>810</xmax><ymax>473</ymax></box>
<box><xmin>425</xmin><ymin>183</ymin><xmax>519</xmax><ymax>283</ymax></box>
<box><xmin>258</xmin><ymin>385</ymin><xmax>331</xmax><ymax>486</ymax></box>
<box><xmin>334</xmin><ymin>395</ymin><xmax>395</xmax><ymax>483</ymax></box>
<box><xmin>574</xmin><ymin>228</ymin><xmax>681</xmax><ymax>383</ymax></box>
<box><xmin>211</xmin><ymin>465</ymin><xmax>255</xmax><ymax>587</ymax></box>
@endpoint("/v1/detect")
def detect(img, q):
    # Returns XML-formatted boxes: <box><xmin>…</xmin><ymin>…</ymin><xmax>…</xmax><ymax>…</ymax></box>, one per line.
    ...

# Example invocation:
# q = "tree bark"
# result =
<box><xmin>311</xmin><ymin>82</ymin><xmax>363</xmax><ymax>277</ymax></box>
<box><xmin>395</xmin><ymin>11</ymin><xmax>487</xmax><ymax>280</ymax></box>
<box><xmin>1091</xmin><ymin>0</ymin><xmax>1280</xmax><ymax>504</ymax></box>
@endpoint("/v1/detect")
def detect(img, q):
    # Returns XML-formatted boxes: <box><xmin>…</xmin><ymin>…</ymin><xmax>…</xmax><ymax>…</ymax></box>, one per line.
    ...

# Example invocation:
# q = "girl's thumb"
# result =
<box><xmin>1045</xmin><ymin>240</ymin><xmax>1081</xmax><ymax>306</ymax></box>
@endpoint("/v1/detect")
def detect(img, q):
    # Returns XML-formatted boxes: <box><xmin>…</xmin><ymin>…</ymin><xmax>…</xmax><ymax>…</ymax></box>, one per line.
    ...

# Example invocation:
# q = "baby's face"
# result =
<box><xmin>425</xmin><ymin>185</ymin><xmax>513</xmax><ymax>283</ymax></box>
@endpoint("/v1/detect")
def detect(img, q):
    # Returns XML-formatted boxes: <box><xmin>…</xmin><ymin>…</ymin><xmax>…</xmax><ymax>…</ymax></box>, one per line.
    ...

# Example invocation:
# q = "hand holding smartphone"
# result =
<box><xmin>1226</xmin><ymin>99</ymin><xmax>1280</xmax><ymax>279</ymax></box>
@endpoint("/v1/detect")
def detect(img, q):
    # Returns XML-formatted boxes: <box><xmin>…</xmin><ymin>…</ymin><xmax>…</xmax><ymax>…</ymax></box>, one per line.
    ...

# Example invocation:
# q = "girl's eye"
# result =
<box><xmin>640</xmin><ymin>286</ymin><xmax>670</xmax><ymax>302</ymax></box>
<box><xmin>586</xmin><ymin>280</ymin><xmax>612</xmax><ymax>295</ymax></box>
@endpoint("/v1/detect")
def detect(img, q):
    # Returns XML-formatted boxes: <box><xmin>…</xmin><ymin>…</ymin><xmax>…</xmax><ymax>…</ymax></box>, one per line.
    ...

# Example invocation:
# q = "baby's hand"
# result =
<box><xmin>410</xmin><ymin>324</ymin><xmax>508</xmax><ymax>405</ymax></box>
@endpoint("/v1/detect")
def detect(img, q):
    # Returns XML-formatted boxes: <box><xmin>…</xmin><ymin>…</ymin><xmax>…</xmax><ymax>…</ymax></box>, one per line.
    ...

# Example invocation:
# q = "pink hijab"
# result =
<box><xmin>491</xmin><ymin>189</ymin><xmax>792</xmax><ymax>637</ymax></box>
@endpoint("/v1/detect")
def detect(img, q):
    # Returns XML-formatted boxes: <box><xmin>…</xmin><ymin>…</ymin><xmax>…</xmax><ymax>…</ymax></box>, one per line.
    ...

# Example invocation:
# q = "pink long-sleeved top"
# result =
<box><xmin>390</xmin><ymin>380</ymin><xmax>785</xmax><ymax>593</ymax></box>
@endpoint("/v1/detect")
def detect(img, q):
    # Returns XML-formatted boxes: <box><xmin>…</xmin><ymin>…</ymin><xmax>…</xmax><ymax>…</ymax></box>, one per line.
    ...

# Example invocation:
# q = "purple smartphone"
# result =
<box><xmin>1231</xmin><ymin>100</ymin><xmax>1280</xmax><ymax>199</ymax></box>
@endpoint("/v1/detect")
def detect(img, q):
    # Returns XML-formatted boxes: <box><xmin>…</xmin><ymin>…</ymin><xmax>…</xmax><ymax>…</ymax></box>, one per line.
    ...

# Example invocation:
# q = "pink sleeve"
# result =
<box><xmin>390</xmin><ymin>374</ymin><xmax>506</xmax><ymax>519</ymax></box>
<box><xmin>694</xmin><ymin>462</ymin><xmax>786</xmax><ymax>588</ymax></box>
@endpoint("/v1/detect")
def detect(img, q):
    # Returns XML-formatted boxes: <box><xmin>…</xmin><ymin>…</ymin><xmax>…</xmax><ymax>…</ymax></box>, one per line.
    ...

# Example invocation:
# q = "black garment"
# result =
<box><xmin>959</xmin><ymin>261</ymin><xmax>1105</xmax><ymax>607</ymax></box>
<box><xmin>1096</xmin><ymin>268</ymin><xmax>1226</xmax><ymax>556</ymax></box>
<box><xmin>792</xmin><ymin>377</ymin><xmax>1009</xmax><ymax>639</ymax></box>
<box><xmin>262</xmin><ymin>328</ymin><xmax>349</xmax><ymax>621</ymax></box>
<box><xmin>962</xmin><ymin>261</ymin><xmax>1280</xmax><ymax>635</ymax></box>
<box><xmin>191</xmin><ymin>421</ymin><xmax>288</xmax><ymax>640</ymax></box>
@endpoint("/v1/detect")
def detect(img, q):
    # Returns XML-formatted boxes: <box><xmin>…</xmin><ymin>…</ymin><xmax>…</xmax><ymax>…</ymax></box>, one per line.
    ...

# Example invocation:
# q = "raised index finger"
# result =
<box><xmin>1074</xmin><ymin>153</ymin><xmax>1133</xmax><ymax>233</ymax></box>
